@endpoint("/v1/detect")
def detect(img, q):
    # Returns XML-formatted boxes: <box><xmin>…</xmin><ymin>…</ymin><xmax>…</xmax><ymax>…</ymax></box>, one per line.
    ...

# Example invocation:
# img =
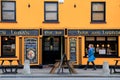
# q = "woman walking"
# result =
<box><xmin>84</xmin><ymin>44</ymin><xmax>96</xmax><ymax>70</ymax></box>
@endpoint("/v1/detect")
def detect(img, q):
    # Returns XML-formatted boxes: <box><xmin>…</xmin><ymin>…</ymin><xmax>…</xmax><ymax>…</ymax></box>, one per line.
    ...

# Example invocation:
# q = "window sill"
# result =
<box><xmin>0</xmin><ymin>56</ymin><xmax>17</xmax><ymax>58</ymax></box>
<box><xmin>83</xmin><ymin>55</ymin><xmax>119</xmax><ymax>58</ymax></box>
<box><xmin>43</xmin><ymin>21</ymin><xmax>60</xmax><ymax>24</ymax></box>
<box><xmin>90</xmin><ymin>21</ymin><xmax>106</xmax><ymax>24</ymax></box>
<box><xmin>0</xmin><ymin>21</ymin><xmax>17</xmax><ymax>23</ymax></box>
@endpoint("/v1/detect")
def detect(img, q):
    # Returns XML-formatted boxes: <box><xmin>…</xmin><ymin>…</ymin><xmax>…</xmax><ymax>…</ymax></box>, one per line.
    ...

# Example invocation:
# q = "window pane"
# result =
<box><xmin>2</xmin><ymin>12</ymin><xmax>15</xmax><ymax>20</ymax></box>
<box><xmin>45</xmin><ymin>3</ymin><xmax>57</xmax><ymax>11</ymax></box>
<box><xmin>107</xmin><ymin>37</ymin><xmax>117</xmax><ymax>41</ymax></box>
<box><xmin>45</xmin><ymin>12</ymin><xmax>57</xmax><ymax>20</ymax></box>
<box><xmin>85</xmin><ymin>36</ymin><xmax>118</xmax><ymax>57</ymax></box>
<box><xmin>2</xmin><ymin>2</ymin><xmax>15</xmax><ymax>10</ymax></box>
<box><xmin>93</xmin><ymin>13</ymin><xmax>104</xmax><ymax>20</ymax></box>
<box><xmin>1</xmin><ymin>36</ymin><xmax>15</xmax><ymax>57</ymax></box>
<box><xmin>86</xmin><ymin>37</ymin><xmax>95</xmax><ymax>41</ymax></box>
<box><xmin>96</xmin><ymin>37</ymin><xmax>105</xmax><ymax>41</ymax></box>
<box><xmin>107</xmin><ymin>43</ymin><xmax>117</xmax><ymax>55</ymax></box>
<box><xmin>93</xmin><ymin>3</ymin><xmax>104</xmax><ymax>11</ymax></box>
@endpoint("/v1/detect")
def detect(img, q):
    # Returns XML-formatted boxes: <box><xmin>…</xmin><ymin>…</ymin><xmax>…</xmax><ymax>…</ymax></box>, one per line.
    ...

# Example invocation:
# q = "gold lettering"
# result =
<box><xmin>56</xmin><ymin>31</ymin><xmax>62</xmax><ymax>35</ymax></box>
<box><xmin>44</xmin><ymin>31</ymin><xmax>53</xmax><ymax>35</ymax></box>
<box><xmin>12</xmin><ymin>31</ymin><xmax>30</xmax><ymax>35</ymax></box>
<box><xmin>78</xmin><ymin>31</ymin><xmax>88</xmax><ymax>35</ymax></box>
<box><xmin>0</xmin><ymin>31</ymin><xmax>6</xmax><ymax>35</ymax></box>
<box><xmin>91</xmin><ymin>31</ymin><xmax>101</xmax><ymax>35</ymax></box>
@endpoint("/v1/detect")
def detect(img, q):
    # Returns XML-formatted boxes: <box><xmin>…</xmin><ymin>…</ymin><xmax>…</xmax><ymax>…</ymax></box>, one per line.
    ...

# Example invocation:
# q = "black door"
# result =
<box><xmin>42</xmin><ymin>36</ymin><xmax>64</xmax><ymax>65</ymax></box>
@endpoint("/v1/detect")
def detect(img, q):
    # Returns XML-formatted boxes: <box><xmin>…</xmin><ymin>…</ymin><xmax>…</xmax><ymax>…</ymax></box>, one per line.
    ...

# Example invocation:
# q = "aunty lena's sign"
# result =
<box><xmin>0</xmin><ymin>29</ymin><xmax>39</xmax><ymax>36</ymax></box>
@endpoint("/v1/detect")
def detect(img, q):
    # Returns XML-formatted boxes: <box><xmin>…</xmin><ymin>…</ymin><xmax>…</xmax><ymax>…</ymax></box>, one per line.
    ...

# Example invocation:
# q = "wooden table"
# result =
<box><xmin>110</xmin><ymin>60</ymin><xmax>120</xmax><ymax>73</ymax></box>
<box><xmin>113</xmin><ymin>60</ymin><xmax>120</xmax><ymax>73</ymax></box>
<box><xmin>49</xmin><ymin>60</ymin><xmax>77</xmax><ymax>74</ymax></box>
<box><xmin>0</xmin><ymin>59</ymin><xmax>21</xmax><ymax>74</ymax></box>
<box><xmin>49</xmin><ymin>53</ymin><xmax>77</xmax><ymax>74</ymax></box>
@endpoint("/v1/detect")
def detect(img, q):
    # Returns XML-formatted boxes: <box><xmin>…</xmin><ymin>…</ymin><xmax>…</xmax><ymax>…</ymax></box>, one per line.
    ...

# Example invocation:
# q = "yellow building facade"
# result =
<box><xmin>0</xmin><ymin>0</ymin><xmax>120</xmax><ymax>66</ymax></box>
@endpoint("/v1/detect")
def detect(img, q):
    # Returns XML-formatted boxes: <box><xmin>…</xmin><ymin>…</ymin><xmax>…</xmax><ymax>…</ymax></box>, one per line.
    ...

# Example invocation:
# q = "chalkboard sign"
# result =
<box><xmin>70</xmin><ymin>38</ymin><xmax>76</xmax><ymax>61</ymax></box>
<box><xmin>24</xmin><ymin>38</ymin><xmax>38</xmax><ymax>64</ymax></box>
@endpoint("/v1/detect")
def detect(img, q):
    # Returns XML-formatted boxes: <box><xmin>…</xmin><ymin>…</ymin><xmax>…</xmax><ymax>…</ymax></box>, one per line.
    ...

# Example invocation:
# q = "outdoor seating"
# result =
<box><xmin>110</xmin><ymin>60</ymin><xmax>120</xmax><ymax>74</ymax></box>
<box><xmin>49</xmin><ymin>53</ymin><xmax>77</xmax><ymax>74</ymax></box>
<box><xmin>0</xmin><ymin>59</ymin><xmax>22</xmax><ymax>74</ymax></box>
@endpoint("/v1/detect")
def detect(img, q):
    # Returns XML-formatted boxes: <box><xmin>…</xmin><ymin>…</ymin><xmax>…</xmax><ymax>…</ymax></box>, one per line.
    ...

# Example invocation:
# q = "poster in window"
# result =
<box><xmin>99</xmin><ymin>49</ymin><xmax>106</xmax><ymax>54</ymax></box>
<box><xmin>70</xmin><ymin>38</ymin><xmax>76</xmax><ymax>61</ymax></box>
<box><xmin>11</xmin><ymin>44</ymin><xmax>15</xmax><ymax>49</ymax></box>
<box><xmin>24</xmin><ymin>38</ymin><xmax>38</xmax><ymax>64</ymax></box>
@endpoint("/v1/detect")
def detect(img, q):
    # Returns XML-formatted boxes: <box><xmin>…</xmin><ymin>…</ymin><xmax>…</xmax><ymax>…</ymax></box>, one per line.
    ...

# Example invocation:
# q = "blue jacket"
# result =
<box><xmin>88</xmin><ymin>48</ymin><xmax>95</xmax><ymax>62</ymax></box>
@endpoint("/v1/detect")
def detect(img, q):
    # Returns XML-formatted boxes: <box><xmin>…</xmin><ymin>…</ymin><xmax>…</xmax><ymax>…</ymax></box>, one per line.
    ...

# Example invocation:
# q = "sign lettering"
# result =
<box><xmin>43</xmin><ymin>30</ymin><xmax>64</xmax><ymax>36</ymax></box>
<box><xmin>68</xmin><ymin>30</ymin><xmax>120</xmax><ymax>36</ymax></box>
<box><xmin>0</xmin><ymin>30</ymin><xmax>39</xmax><ymax>36</ymax></box>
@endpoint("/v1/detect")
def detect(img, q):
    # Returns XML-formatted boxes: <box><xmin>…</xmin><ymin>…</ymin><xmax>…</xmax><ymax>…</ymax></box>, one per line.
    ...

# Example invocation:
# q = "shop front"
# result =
<box><xmin>1</xmin><ymin>29</ymin><xmax>120</xmax><ymax>66</ymax></box>
<box><xmin>68</xmin><ymin>29</ymin><xmax>120</xmax><ymax>65</ymax></box>
<box><xmin>0</xmin><ymin>29</ymin><xmax>39</xmax><ymax>65</ymax></box>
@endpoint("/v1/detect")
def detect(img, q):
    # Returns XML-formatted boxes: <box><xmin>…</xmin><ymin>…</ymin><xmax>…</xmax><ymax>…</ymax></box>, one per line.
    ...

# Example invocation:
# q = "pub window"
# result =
<box><xmin>44</xmin><ymin>2</ymin><xmax>58</xmax><ymax>22</ymax></box>
<box><xmin>86</xmin><ymin>37</ymin><xmax>95</xmax><ymax>41</ymax></box>
<box><xmin>53</xmin><ymin>38</ymin><xmax>59</xmax><ymax>51</ymax></box>
<box><xmin>85</xmin><ymin>36</ymin><xmax>118</xmax><ymax>57</ymax></box>
<box><xmin>1</xmin><ymin>1</ymin><xmax>16</xmax><ymax>22</ymax></box>
<box><xmin>91</xmin><ymin>2</ymin><xmax>105</xmax><ymax>23</ymax></box>
<box><xmin>1</xmin><ymin>36</ymin><xmax>16</xmax><ymax>57</ymax></box>
<box><xmin>44</xmin><ymin>37</ymin><xmax>59</xmax><ymax>51</ymax></box>
<box><xmin>96</xmin><ymin>37</ymin><xmax>105</xmax><ymax>41</ymax></box>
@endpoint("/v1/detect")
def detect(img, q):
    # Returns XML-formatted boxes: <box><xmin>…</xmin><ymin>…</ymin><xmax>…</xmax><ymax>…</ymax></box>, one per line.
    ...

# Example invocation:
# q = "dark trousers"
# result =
<box><xmin>84</xmin><ymin>61</ymin><xmax>96</xmax><ymax>70</ymax></box>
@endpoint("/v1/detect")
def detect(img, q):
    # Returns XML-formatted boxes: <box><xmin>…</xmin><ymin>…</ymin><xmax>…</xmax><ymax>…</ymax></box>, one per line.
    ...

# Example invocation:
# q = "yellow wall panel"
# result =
<box><xmin>0</xmin><ymin>0</ymin><xmax>119</xmax><ymax>29</ymax></box>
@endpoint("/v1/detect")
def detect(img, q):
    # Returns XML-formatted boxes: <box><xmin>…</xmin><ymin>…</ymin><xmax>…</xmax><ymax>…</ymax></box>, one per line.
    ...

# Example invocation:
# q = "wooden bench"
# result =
<box><xmin>110</xmin><ymin>60</ymin><xmax>120</xmax><ymax>74</ymax></box>
<box><xmin>0</xmin><ymin>59</ymin><xmax>22</xmax><ymax>74</ymax></box>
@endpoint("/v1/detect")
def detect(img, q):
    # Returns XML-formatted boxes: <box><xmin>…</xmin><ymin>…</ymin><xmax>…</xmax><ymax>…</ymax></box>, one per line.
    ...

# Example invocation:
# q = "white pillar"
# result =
<box><xmin>23</xmin><ymin>60</ymin><xmax>31</xmax><ymax>74</ymax></box>
<box><xmin>102</xmin><ymin>61</ymin><xmax>110</xmax><ymax>76</ymax></box>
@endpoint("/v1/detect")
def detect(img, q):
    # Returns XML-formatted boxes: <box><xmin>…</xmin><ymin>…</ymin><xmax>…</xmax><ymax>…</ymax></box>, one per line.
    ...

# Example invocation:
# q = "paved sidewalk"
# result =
<box><xmin>0</xmin><ymin>68</ymin><xmax>120</xmax><ymax>77</ymax></box>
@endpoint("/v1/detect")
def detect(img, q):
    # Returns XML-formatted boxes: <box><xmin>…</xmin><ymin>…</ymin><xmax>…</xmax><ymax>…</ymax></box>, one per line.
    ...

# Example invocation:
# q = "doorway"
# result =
<box><xmin>42</xmin><ymin>36</ymin><xmax>64</xmax><ymax>65</ymax></box>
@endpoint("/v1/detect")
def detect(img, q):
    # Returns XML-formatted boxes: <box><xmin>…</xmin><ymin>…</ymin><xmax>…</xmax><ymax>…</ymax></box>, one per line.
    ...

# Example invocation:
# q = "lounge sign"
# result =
<box><xmin>43</xmin><ymin>30</ymin><xmax>64</xmax><ymax>36</ymax></box>
<box><xmin>68</xmin><ymin>30</ymin><xmax>120</xmax><ymax>36</ymax></box>
<box><xmin>0</xmin><ymin>29</ymin><xmax>39</xmax><ymax>36</ymax></box>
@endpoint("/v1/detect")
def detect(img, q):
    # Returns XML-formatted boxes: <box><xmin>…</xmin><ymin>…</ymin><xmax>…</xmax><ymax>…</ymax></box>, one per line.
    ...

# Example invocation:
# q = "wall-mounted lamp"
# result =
<box><xmin>4</xmin><ymin>37</ymin><xmax>8</xmax><ymax>41</ymax></box>
<box><xmin>74</xmin><ymin>4</ymin><xmax>76</xmax><ymax>8</ymax></box>
<box><xmin>28</xmin><ymin>4</ymin><xmax>30</xmax><ymax>8</ymax></box>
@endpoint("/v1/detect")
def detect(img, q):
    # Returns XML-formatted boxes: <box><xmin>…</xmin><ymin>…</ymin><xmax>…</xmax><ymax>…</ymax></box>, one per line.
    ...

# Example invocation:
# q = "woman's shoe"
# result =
<box><xmin>84</xmin><ymin>68</ymin><xmax>87</xmax><ymax>70</ymax></box>
<box><xmin>93</xmin><ymin>68</ymin><xmax>96</xmax><ymax>70</ymax></box>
